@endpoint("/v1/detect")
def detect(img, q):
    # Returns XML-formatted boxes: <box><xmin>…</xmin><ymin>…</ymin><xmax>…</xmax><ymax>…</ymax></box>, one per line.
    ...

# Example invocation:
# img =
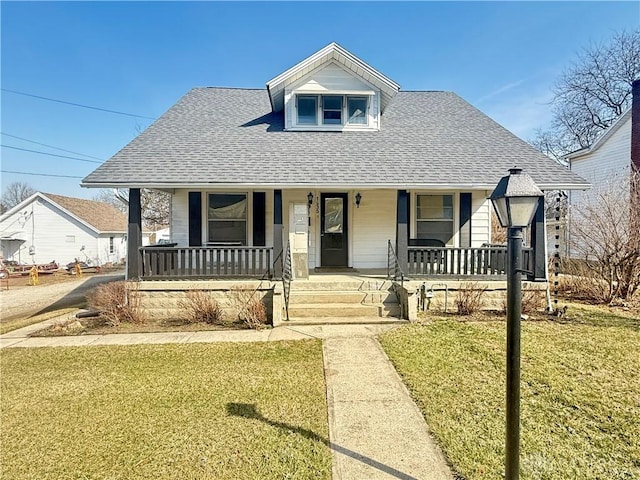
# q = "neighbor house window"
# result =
<box><xmin>347</xmin><ymin>97</ymin><xmax>367</xmax><ymax>125</ymax></box>
<box><xmin>297</xmin><ymin>96</ymin><xmax>317</xmax><ymax>125</ymax></box>
<box><xmin>207</xmin><ymin>193</ymin><xmax>247</xmax><ymax>245</ymax></box>
<box><xmin>322</xmin><ymin>95</ymin><xmax>343</xmax><ymax>124</ymax></box>
<box><xmin>416</xmin><ymin>195</ymin><xmax>454</xmax><ymax>246</ymax></box>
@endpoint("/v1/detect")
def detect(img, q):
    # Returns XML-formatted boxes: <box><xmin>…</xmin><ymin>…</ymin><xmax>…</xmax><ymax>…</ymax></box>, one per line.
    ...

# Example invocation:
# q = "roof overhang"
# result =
<box><xmin>266</xmin><ymin>42</ymin><xmax>400</xmax><ymax>114</ymax></box>
<box><xmin>81</xmin><ymin>181</ymin><xmax>592</xmax><ymax>191</ymax></box>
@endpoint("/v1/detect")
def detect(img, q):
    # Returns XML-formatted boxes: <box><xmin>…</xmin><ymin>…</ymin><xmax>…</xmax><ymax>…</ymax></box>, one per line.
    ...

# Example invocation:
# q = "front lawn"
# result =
<box><xmin>1</xmin><ymin>341</ymin><xmax>331</xmax><ymax>479</ymax></box>
<box><xmin>380</xmin><ymin>311</ymin><xmax>639</xmax><ymax>479</ymax></box>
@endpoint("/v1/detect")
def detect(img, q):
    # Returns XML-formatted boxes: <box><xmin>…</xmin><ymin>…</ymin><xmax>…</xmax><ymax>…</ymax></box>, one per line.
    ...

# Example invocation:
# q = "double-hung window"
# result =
<box><xmin>416</xmin><ymin>195</ymin><xmax>454</xmax><ymax>246</ymax></box>
<box><xmin>295</xmin><ymin>94</ymin><xmax>369</xmax><ymax>127</ymax></box>
<box><xmin>322</xmin><ymin>95</ymin><xmax>343</xmax><ymax>124</ymax></box>
<box><xmin>297</xmin><ymin>96</ymin><xmax>317</xmax><ymax>125</ymax></box>
<box><xmin>207</xmin><ymin>193</ymin><xmax>247</xmax><ymax>245</ymax></box>
<box><xmin>347</xmin><ymin>97</ymin><xmax>367</xmax><ymax>125</ymax></box>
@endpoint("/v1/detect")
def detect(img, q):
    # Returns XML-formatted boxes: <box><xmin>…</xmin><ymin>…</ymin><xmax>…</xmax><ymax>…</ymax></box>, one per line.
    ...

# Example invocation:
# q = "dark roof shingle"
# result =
<box><xmin>83</xmin><ymin>88</ymin><xmax>589</xmax><ymax>190</ymax></box>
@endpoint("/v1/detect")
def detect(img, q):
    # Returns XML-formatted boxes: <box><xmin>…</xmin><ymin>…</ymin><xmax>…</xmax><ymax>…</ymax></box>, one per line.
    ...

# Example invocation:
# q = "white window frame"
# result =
<box><xmin>414</xmin><ymin>193</ymin><xmax>457</xmax><ymax>247</ymax></box>
<box><xmin>296</xmin><ymin>95</ymin><xmax>318</xmax><ymax>125</ymax></box>
<box><xmin>293</xmin><ymin>94</ymin><xmax>370</xmax><ymax>129</ymax></box>
<box><xmin>206</xmin><ymin>192</ymin><xmax>248</xmax><ymax>246</ymax></box>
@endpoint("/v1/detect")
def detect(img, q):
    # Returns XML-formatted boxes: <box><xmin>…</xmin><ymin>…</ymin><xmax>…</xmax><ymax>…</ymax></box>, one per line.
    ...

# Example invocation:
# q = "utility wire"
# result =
<box><xmin>1</xmin><ymin>170</ymin><xmax>83</xmax><ymax>179</ymax></box>
<box><xmin>1</xmin><ymin>145</ymin><xmax>102</xmax><ymax>164</ymax></box>
<box><xmin>1</xmin><ymin>133</ymin><xmax>103</xmax><ymax>160</ymax></box>
<box><xmin>1</xmin><ymin>88</ymin><xmax>156</xmax><ymax>120</ymax></box>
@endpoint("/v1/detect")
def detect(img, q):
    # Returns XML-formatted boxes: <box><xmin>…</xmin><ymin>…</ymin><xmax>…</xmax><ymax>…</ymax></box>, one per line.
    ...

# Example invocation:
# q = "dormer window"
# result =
<box><xmin>297</xmin><ymin>96</ymin><xmax>317</xmax><ymax>124</ymax></box>
<box><xmin>323</xmin><ymin>95</ymin><xmax>343</xmax><ymax>124</ymax></box>
<box><xmin>295</xmin><ymin>94</ymin><xmax>370</xmax><ymax>128</ymax></box>
<box><xmin>347</xmin><ymin>97</ymin><xmax>367</xmax><ymax>125</ymax></box>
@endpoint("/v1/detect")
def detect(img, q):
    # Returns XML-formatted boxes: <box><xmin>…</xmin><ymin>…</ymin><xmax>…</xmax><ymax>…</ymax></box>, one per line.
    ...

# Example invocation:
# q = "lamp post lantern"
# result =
<box><xmin>489</xmin><ymin>167</ymin><xmax>543</xmax><ymax>480</ymax></box>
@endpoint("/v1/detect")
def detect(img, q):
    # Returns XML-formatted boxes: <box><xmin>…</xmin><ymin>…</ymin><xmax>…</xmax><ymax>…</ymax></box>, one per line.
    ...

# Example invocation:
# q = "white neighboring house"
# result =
<box><xmin>565</xmin><ymin>108</ymin><xmax>633</xmax><ymax>207</ymax></box>
<box><xmin>0</xmin><ymin>192</ymin><xmax>150</xmax><ymax>267</ymax></box>
<box><xmin>566</xmin><ymin>79</ymin><xmax>640</xmax><ymax>207</ymax></box>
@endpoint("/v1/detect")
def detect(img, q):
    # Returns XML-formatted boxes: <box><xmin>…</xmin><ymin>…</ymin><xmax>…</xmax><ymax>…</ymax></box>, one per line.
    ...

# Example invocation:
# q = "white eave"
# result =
<box><xmin>266</xmin><ymin>42</ymin><xmax>400</xmax><ymax>114</ymax></box>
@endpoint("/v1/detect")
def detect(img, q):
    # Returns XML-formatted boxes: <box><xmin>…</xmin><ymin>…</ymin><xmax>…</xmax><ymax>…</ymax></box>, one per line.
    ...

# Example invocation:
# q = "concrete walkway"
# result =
<box><xmin>1</xmin><ymin>316</ymin><xmax>454</xmax><ymax>479</ymax></box>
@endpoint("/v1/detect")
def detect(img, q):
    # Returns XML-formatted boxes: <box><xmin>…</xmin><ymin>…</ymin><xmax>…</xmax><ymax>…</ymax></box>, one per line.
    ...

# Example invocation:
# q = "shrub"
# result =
<box><xmin>86</xmin><ymin>281</ymin><xmax>146</xmax><ymax>327</ymax></box>
<box><xmin>455</xmin><ymin>282</ymin><xmax>486</xmax><ymax>315</ymax></box>
<box><xmin>501</xmin><ymin>289</ymin><xmax>548</xmax><ymax>315</ymax></box>
<box><xmin>555</xmin><ymin>258</ymin><xmax>611</xmax><ymax>304</ymax></box>
<box><xmin>229</xmin><ymin>288</ymin><xmax>268</xmax><ymax>330</ymax></box>
<box><xmin>178</xmin><ymin>290</ymin><xmax>224</xmax><ymax>324</ymax></box>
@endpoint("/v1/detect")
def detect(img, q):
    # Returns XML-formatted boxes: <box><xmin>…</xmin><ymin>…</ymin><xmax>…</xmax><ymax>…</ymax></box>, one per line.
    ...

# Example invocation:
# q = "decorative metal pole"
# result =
<box><xmin>505</xmin><ymin>225</ymin><xmax>523</xmax><ymax>480</ymax></box>
<box><xmin>489</xmin><ymin>166</ymin><xmax>543</xmax><ymax>480</ymax></box>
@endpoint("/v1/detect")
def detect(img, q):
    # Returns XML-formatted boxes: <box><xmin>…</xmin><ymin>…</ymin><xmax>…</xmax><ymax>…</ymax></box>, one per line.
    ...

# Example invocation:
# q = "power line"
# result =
<box><xmin>1</xmin><ymin>145</ymin><xmax>102</xmax><ymax>164</ymax></box>
<box><xmin>1</xmin><ymin>170</ymin><xmax>83</xmax><ymax>179</ymax></box>
<box><xmin>1</xmin><ymin>133</ymin><xmax>103</xmax><ymax>160</ymax></box>
<box><xmin>1</xmin><ymin>88</ymin><xmax>156</xmax><ymax>120</ymax></box>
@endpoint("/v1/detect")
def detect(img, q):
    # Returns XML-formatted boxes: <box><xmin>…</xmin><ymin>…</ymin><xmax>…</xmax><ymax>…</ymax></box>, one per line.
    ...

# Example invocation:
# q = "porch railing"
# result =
<box><xmin>140</xmin><ymin>246</ymin><xmax>273</xmax><ymax>279</ymax></box>
<box><xmin>406</xmin><ymin>245</ymin><xmax>532</xmax><ymax>278</ymax></box>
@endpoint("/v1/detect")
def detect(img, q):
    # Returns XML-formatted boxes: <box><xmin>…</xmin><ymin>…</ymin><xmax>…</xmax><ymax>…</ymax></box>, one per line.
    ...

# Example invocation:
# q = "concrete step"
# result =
<box><xmin>287</xmin><ymin>291</ymin><xmax>396</xmax><ymax>305</ymax></box>
<box><xmin>281</xmin><ymin>316</ymin><xmax>408</xmax><ymax>326</ymax></box>
<box><xmin>289</xmin><ymin>279</ymin><xmax>392</xmax><ymax>292</ymax></box>
<box><xmin>287</xmin><ymin>303</ymin><xmax>401</xmax><ymax>318</ymax></box>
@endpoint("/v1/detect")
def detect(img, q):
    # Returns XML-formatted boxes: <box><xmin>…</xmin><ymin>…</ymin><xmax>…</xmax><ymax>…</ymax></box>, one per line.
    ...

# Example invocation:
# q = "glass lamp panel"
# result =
<box><xmin>491</xmin><ymin>197</ymin><xmax>510</xmax><ymax>227</ymax></box>
<box><xmin>507</xmin><ymin>197</ymin><xmax>539</xmax><ymax>227</ymax></box>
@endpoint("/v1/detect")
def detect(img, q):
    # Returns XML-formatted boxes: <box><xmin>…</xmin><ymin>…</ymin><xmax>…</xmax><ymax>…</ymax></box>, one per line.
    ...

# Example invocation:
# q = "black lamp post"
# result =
<box><xmin>489</xmin><ymin>167</ymin><xmax>543</xmax><ymax>480</ymax></box>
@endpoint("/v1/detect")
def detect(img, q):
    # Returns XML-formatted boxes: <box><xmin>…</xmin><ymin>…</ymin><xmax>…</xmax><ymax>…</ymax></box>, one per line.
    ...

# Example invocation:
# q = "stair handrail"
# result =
<box><xmin>282</xmin><ymin>241</ymin><xmax>292</xmax><ymax>322</ymax></box>
<box><xmin>387</xmin><ymin>240</ymin><xmax>406</xmax><ymax>285</ymax></box>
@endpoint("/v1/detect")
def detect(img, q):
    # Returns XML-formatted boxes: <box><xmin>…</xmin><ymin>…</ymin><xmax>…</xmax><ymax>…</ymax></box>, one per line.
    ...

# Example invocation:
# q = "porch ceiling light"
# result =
<box><xmin>307</xmin><ymin>192</ymin><xmax>313</xmax><ymax>208</ymax></box>
<box><xmin>355</xmin><ymin>192</ymin><xmax>362</xmax><ymax>208</ymax></box>
<box><xmin>489</xmin><ymin>167</ymin><xmax>543</xmax><ymax>228</ymax></box>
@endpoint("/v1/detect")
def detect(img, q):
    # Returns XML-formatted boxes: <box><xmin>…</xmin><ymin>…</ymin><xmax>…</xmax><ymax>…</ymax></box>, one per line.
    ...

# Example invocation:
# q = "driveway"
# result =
<box><xmin>0</xmin><ymin>273</ymin><xmax>124</xmax><ymax>323</ymax></box>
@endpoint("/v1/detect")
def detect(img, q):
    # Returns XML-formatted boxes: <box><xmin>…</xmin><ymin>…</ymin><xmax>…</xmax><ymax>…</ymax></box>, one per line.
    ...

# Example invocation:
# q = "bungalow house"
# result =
<box><xmin>0</xmin><ymin>192</ymin><xmax>149</xmax><ymax>268</ymax></box>
<box><xmin>81</xmin><ymin>43</ymin><xmax>589</xmax><ymax>322</ymax></box>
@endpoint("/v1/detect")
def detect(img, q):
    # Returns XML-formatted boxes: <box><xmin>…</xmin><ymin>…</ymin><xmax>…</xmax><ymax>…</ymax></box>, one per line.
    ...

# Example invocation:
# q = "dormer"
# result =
<box><xmin>266</xmin><ymin>43</ymin><xmax>400</xmax><ymax>132</ymax></box>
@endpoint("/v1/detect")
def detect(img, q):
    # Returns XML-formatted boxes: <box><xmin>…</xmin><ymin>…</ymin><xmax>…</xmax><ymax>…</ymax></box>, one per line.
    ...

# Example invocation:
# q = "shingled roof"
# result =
<box><xmin>44</xmin><ymin>193</ymin><xmax>127</xmax><ymax>233</ymax></box>
<box><xmin>83</xmin><ymin>87</ymin><xmax>589</xmax><ymax>191</ymax></box>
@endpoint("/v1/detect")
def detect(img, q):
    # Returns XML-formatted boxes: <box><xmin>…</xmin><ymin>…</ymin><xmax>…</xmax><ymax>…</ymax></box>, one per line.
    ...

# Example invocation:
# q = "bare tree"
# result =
<box><xmin>531</xmin><ymin>30</ymin><xmax>640</xmax><ymax>161</ymax></box>
<box><xmin>140</xmin><ymin>189</ymin><xmax>170</xmax><ymax>229</ymax></box>
<box><xmin>1</xmin><ymin>182</ymin><xmax>36</xmax><ymax>213</ymax></box>
<box><xmin>568</xmin><ymin>169</ymin><xmax>640</xmax><ymax>302</ymax></box>
<box><xmin>93</xmin><ymin>189</ymin><xmax>127</xmax><ymax>213</ymax></box>
<box><xmin>92</xmin><ymin>188</ymin><xmax>170</xmax><ymax>229</ymax></box>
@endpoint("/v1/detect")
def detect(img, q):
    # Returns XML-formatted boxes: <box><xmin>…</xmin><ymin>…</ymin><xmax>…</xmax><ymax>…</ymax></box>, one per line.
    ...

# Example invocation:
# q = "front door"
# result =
<box><xmin>320</xmin><ymin>193</ymin><xmax>348</xmax><ymax>267</ymax></box>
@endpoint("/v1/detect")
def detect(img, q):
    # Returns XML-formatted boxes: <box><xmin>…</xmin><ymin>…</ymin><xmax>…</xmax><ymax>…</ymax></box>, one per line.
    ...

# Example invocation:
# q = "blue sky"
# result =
<box><xmin>2</xmin><ymin>1</ymin><xmax>639</xmax><ymax>200</ymax></box>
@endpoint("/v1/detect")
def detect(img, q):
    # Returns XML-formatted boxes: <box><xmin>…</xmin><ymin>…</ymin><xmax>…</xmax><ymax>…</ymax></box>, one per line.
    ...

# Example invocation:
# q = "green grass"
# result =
<box><xmin>0</xmin><ymin>308</ymin><xmax>77</xmax><ymax>335</ymax></box>
<box><xmin>380</xmin><ymin>314</ymin><xmax>640</xmax><ymax>480</ymax></box>
<box><xmin>1</xmin><ymin>341</ymin><xmax>331</xmax><ymax>479</ymax></box>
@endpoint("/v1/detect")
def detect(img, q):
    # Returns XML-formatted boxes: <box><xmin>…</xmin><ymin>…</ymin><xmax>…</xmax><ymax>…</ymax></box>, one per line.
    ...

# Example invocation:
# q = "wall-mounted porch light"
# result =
<box><xmin>489</xmin><ymin>166</ymin><xmax>543</xmax><ymax>480</ymax></box>
<box><xmin>307</xmin><ymin>192</ymin><xmax>314</xmax><ymax>209</ymax></box>
<box><xmin>355</xmin><ymin>192</ymin><xmax>362</xmax><ymax>208</ymax></box>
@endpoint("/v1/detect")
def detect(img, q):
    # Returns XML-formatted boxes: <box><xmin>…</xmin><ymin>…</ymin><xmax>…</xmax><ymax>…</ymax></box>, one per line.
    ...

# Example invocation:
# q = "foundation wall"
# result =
<box><xmin>128</xmin><ymin>280</ymin><xmax>277</xmax><ymax>323</ymax></box>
